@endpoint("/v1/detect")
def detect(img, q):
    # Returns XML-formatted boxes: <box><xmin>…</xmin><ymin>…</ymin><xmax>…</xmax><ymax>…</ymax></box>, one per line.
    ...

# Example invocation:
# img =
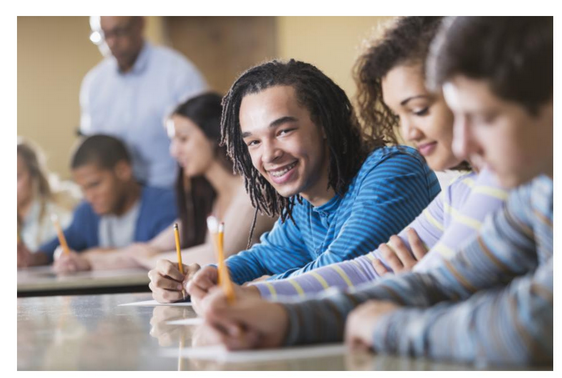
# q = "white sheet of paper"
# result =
<box><xmin>166</xmin><ymin>318</ymin><xmax>204</xmax><ymax>325</ymax></box>
<box><xmin>119</xmin><ymin>299</ymin><xmax>193</xmax><ymax>307</ymax></box>
<box><xmin>161</xmin><ymin>343</ymin><xmax>346</xmax><ymax>363</ymax></box>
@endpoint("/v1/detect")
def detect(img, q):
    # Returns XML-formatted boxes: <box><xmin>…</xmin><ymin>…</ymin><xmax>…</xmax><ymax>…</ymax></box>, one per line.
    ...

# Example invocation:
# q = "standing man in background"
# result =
<box><xmin>80</xmin><ymin>16</ymin><xmax>207</xmax><ymax>188</ymax></box>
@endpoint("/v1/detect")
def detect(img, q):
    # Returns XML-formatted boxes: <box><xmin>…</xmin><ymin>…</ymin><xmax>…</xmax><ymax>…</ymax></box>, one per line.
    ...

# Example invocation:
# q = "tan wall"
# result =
<box><xmin>276</xmin><ymin>16</ymin><xmax>393</xmax><ymax>99</ymax></box>
<box><xmin>17</xmin><ymin>16</ymin><xmax>167</xmax><ymax>180</ymax></box>
<box><xmin>166</xmin><ymin>16</ymin><xmax>277</xmax><ymax>95</ymax></box>
<box><xmin>18</xmin><ymin>16</ymin><xmax>99</xmax><ymax>180</ymax></box>
<box><xmin>18</xmin><ymin>16</ymin><xmax>394</xmax><ymax>180</ymax></box>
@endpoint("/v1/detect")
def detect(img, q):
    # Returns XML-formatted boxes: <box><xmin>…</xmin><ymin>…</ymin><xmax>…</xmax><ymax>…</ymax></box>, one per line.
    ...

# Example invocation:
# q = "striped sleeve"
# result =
<box><xmin>252</xmin><ymin>177</ymin><xmax>449</xmax><ymax>298</ymax></box>
<box><xmin>269</xmin><ymin>151</ymin><xmax>439</xmax><ymax>279</ymax></box>
<box><xmin>280</xmin><ymin>176</ymin><xmax>552</xmax><ymax>365</ymax></box>
<box><xmin>251</xmin><ymin>172</ymin><xmax>471</xmax><ymax>298</ymax></box>
<box><xmin>226</xmin><ymin>149</ymin><xmax>439</xmax><ymax>285</ymax></box>
<box><xmin>372</xmin><ymin>257</ymin><xmax>552</xmax><ymax>365</ymax></box>
<box><xmin>415</xmin><ymin>169</ymin><xmax>508</xmax><ymax>272</ymax></box>
<box><xmin>225</xmin><ymin>218</ymin><xmax>311</xmax><ymax>285</ymax></box>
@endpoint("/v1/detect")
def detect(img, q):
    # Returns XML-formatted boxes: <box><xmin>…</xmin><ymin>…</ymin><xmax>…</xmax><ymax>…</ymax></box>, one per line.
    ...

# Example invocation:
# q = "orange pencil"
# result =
<box><xmin>51</xmin><ymin>214</ymin><xmax>70</xmax><ymax>255</ymax></box>
<box><xmin>173</xmin><ymin>223</ymin><xmax>187</xmax><ymax>300</ymax></box>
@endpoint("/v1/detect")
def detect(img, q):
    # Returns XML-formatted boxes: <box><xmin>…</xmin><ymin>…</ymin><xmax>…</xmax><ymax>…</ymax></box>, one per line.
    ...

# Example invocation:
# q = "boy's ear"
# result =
<box><xmin>113</xmin><ymin>160</ymin><xmax>133</xmax><ymax>181</ymax></box>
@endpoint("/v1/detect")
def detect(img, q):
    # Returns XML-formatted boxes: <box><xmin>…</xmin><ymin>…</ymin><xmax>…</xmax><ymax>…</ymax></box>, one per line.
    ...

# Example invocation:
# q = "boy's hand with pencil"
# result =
<box><xmin>53</xmin><ymin>248</ymin><xmax>91</xmax><ymax>274</ymax></box>
<box><xmin>150</xmin><ymin>222</ymin><xmax>206</xmax><ymax>304</ymax></box>
<box><xmin>191</xmin><ymin>280</ymin><xmax>261</xmax><ymax>315</ymax></box>
<box><xmin>186</xmin><ymin>266</ymin><xmax>218</xmax><ymax>298</ymax></box>
<box><xmin>188</xmin><ymin>268</ymin><xmax>266</xmax><ymax>315</ymax></box>
<box><xmin>201</xmin><ymin>286</ymin><xmax>289</xmax><ymax>350</ymax></box>
<box><xmin>148</xmin><ymin>261</ymin><xmax>230</xmax><ymax>309</ymax></box>
<box><xmin>148</xmin><ymin>260</ymin><xmax>201</xmax><ymax>303</ymax></box>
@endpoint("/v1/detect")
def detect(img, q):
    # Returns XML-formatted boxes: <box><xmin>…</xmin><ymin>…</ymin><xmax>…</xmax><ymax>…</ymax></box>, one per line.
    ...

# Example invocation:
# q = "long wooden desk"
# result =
<box><xmin>17</xmin><ymin>293</ymin><xmax>549</xmax><ymax>371</ymax></box>
<box><xmin>17</xmin><ymin>266</ymin><xmax>150</xmax><ymax>297</ymax></box>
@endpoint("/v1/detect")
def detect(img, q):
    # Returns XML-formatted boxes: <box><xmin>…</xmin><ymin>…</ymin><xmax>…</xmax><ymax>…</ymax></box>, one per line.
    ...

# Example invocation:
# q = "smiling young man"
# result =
<box><xmin>198</xmin><ymin>17</ymin><xmax>553</xmax><ymax>366</ymax></box>
<box><xmin>18</xmin><ymin>135</ymin><xmax>177</xmax><ymax>270</ymax></box>
<box><xmin>148</xmin><ymin>59</ymin><xmax>440</xmax><ymax>304</ymax></box>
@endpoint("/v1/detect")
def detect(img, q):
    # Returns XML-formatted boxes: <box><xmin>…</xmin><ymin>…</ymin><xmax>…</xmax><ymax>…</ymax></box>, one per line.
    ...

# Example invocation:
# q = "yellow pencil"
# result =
<box><xmin>217</xmin><ymin>222</ymin><xmax>236</xmax><ymax>304</ymax></box>
<box><xmin>51</xmin><ymin>214</ymin><xmax>70</xmax><ymax>255</ymax></box>
<box><xmin>207</xmin><ymin>216</ymin><xmax>236</xmax><ymax>304</ymax></box>
<box><xmin>173</xmin><ymin>223</ymin><xmax>187</xmax><ymax>300</ymax></box>
<box><xmin>173</xmin><ymin>223</ymin><xmax>184</xmax><ymax>274</ymax></box>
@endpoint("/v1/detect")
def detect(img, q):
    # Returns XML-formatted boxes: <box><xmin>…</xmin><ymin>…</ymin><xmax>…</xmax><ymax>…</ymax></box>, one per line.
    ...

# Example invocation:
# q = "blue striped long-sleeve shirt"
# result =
<box><xmin>225</xmin><ymin>146</ymin><xmax>441</xmax><ymax>284</ymax></box>
<box><xmin>251</xmin><ymin>169</ymin><xmax>508</xmax><ymax>299</ymax></box>
<box><xmin>280</xmin><ymin>175</ymin><xmax>553</xmax><ymax>366</ymax></box>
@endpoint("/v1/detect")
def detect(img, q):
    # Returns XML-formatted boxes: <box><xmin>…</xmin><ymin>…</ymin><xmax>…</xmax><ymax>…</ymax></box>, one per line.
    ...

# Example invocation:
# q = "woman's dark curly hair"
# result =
<box><xmin>220</xmin><ymin>59</ymin><xmax>384</xmax><ymax>228</ymax></box>
<box><xmin>354</xmin><ymin>16</ymin><xmax>470</xmax><ymax>170</ymax></box>
<box><xmin>354</xmin><ymin>17</ymin><xmax>444</xmax><ymax>144</ymax></box>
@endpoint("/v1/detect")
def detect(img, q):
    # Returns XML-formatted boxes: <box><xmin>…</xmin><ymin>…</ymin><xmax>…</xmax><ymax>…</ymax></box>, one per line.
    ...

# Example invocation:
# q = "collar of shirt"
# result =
<box><xmin>311</xmin><ymin>194</ymin><xmax>341</xmax><ymax>219</ymax></box>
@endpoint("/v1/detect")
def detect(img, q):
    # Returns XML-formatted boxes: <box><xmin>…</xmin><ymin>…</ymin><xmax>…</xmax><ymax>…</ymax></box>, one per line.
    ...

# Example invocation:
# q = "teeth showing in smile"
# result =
<box><xmin>268</xmin><ymin>162</ymin><xmax>297</xmax><ymax>178</ymax></box>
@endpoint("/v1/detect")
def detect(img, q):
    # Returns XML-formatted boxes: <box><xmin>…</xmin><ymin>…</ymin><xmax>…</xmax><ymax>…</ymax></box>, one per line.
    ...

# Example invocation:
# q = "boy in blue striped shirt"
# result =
<box><xmin>201</xmin><ymin>17</ymin><xmax>553</xmax><ymax>366</ymax></box>
<box><xmin>148</xmin><ymin>60</ymin><xmax>440</xmax><ymax>304</ymax></box>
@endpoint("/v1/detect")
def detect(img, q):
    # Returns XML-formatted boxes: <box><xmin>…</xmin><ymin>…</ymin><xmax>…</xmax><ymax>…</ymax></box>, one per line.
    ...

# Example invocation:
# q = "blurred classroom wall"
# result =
<box><xmin>277</xmin><ymin>16</ymin><xmax>391</xmax><ymax>97</ymax></box>
<box><xmin>18</xmin><ymin>16</ymin><xmax>391</xmax><ymax>180</ymax></box>
<box><xmin>17</xmin><ymin>16</ymin><xmax>167</xmax><ymax>181</ymax></box>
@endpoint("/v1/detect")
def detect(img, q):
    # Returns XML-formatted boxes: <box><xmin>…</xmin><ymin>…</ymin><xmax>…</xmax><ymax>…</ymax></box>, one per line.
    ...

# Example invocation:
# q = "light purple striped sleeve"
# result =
<box><xmin>251</xmin><ymin>173</ymin><xmax>477</xmax><ymax>299</ymax></box>
<box><xmin>415</xmin><ymin>168</ymin><xmax>508</xmax><ymax>272</ymax></box>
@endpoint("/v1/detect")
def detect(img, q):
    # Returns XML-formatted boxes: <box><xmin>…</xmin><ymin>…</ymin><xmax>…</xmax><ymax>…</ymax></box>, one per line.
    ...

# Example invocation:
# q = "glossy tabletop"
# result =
<box><xmin>17</xmin><ymin>266</ymin><xmax>150</xmax><ymax>296</ymax></box>
<box><xmin>17</xmin><ymin>293</ymin><xmax>541</xmax><ymax>371</ymax></box>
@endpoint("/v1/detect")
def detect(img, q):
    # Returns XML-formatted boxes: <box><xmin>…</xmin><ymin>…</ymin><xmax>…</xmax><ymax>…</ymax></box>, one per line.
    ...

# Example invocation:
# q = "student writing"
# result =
<box><xmin>149</xmin><ymin>59</ymin><xmax>440</xmax><ymax>304</ymax></box>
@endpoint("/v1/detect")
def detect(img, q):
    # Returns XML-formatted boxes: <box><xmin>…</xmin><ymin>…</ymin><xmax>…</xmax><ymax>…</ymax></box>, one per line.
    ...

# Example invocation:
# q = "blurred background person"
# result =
<box><xmin>55</xmin><ymin>93</ymin><xmax>276</xmax><ymax>273</ymax></box>
<box><xmin>19</xmin><ymin>134</ymin><xmax>177</xmax><ymax>269</ymax></box>
<box><xmin>17</xmin><ymin>137</ymin><xmax>80</xmax><ymax>267</ymax></box>
<box><xmin>130</xmin><ymin>92</ymin><xmax>277</xmax><ymax>270</ymax></box>
<box><xmin>80</xmin><ymin>16</ymin><xmax>207</xmax><ymax>188</ymax></box>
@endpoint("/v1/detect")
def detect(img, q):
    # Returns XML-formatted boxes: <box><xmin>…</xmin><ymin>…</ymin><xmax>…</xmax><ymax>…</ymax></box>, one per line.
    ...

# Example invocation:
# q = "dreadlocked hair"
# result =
<box><xmin>220</xmin><ymin>59</ymin><xmax>384</xmax><ymax>225</ymax></box>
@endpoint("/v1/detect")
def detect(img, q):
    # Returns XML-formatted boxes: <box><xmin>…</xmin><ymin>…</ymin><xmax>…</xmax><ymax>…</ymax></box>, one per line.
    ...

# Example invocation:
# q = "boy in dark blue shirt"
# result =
<box><xmin>17</xmin><ymin>134</ymin><xmax>176</xmax><ymax>271</ymax></box>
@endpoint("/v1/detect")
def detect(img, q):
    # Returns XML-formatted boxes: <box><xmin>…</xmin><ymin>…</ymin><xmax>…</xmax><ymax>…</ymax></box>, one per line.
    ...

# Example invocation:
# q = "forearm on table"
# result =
<box><xmin>372</xmin><ymin>264</ymin><xmax>553</xmax><ymax>364</ymax></box>
<box><xmin>147</xmin><ymin>225</ymin><xmax>177</xmax><ymax>251</ymax></box>
<box><xmin>281</xmin><ymin>270</ymin><xmax>453</xmax><ymax>345</ymax></box>
<box><xmin>85</xmin><ymin>249</ymin><xmax>143</xmax><ymax>270</ymax></box>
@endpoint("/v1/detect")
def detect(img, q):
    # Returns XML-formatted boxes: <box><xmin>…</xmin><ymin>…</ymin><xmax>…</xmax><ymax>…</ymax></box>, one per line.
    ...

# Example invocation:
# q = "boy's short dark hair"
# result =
<box><xmin>71</xmin><ymin>134</ymin><xmax>131</xmax><ymax>170</ymax></box>
<box><xmin>427</xmin><ymin>16</ymin><xmax>553</xmax><ymax>114</ymax></box>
